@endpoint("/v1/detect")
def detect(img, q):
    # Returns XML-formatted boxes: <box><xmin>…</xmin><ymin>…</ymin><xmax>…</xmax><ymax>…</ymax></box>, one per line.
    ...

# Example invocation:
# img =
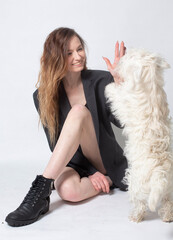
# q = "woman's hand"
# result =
<box><xmin>88</xmin><ymin>171</ymin><xmax>110</xmax><ymax>193</ymax></box>
<box><xmin>103</xmin><ymin>41</ymin><xmax>126</xmax><ymax>84</ymax></box>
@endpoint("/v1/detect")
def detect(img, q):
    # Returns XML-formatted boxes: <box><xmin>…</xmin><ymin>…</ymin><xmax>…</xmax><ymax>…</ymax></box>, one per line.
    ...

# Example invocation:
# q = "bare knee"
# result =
<box><xmin>68</xmin><ymin>104</ymin><xmax>89</xmax><ymax>122</ymax></box>
<box><xmin>55</xmin><ymin>179</ymin><xmax>81</xmax><ymax>202</ymax></box>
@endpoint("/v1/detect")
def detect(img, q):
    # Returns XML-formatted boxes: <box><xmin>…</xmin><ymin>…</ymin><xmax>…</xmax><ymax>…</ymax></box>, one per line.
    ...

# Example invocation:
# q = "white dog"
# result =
<box><xmin>105</xmin><ymin>49</ymin><xmax>173</xmax><ymax>222</ymax></box>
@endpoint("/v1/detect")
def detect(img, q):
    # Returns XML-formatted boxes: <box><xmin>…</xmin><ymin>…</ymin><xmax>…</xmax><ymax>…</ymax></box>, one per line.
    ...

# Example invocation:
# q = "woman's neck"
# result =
<box><xmin>63</xmin><ymin>71</ymin><xmax>82</xmax><ymax>89</ymax></box>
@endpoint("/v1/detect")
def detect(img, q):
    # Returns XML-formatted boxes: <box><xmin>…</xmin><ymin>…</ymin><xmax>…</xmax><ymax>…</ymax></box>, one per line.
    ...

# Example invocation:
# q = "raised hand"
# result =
<box><xmin>103</xmin><ymin>41</ymin><xmax>126</xmax><ymax>84</ymax></box>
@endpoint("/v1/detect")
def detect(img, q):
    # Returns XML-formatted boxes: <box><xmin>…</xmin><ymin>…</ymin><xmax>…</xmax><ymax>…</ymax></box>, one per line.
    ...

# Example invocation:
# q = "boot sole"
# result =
<box><xmin>5</xmin><ymin>205</ymin><xmax>49</xmax><ymax>227</ymax></box>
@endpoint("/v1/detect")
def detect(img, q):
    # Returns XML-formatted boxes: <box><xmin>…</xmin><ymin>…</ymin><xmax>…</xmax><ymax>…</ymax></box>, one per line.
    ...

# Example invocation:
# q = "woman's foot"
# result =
<box><xmin>5</xmin><ymin>175</ymin><xmax>54</xmax><ymax>227</ymax></box>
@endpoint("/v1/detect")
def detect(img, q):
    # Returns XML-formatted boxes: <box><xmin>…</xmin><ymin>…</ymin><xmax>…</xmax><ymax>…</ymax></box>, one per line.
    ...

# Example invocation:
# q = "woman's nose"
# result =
<box><xmin>73</xmin><ymin>51</ymin><xmax>81</xmax><ymax>60</ymax></box>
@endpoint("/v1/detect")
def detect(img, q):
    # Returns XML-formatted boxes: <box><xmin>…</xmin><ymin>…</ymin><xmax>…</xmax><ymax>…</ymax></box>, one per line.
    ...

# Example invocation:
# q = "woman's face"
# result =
<box><xmin>66</xmin><ymin>36</ymin><xmax>86</xmax><ymax>73</ymax></box>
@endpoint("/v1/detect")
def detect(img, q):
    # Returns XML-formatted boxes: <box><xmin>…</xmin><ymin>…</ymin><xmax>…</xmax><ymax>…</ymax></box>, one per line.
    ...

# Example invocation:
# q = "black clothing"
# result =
<box><xmin>33</xmin><ymin>70</ymin><xmax>128</xmax><ymax>190</ymax></box>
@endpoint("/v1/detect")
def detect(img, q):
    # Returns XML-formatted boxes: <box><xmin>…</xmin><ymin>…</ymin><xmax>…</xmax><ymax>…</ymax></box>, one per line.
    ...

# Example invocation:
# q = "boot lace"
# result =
<box><xmin>21</xmin><ymin>177</ymin><xmax>46</xmax><ymax>206</ymax></box>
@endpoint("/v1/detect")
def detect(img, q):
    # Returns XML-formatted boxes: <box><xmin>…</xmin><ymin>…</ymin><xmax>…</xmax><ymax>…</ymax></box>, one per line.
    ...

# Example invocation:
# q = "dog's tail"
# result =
<box><xmin>148</xmin><ymin>170</ymin><xmax>168</xmax><ymax>212</ymax></box>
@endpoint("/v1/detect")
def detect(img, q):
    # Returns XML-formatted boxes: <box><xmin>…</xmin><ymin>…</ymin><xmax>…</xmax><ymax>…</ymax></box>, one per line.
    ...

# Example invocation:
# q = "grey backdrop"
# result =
<box><xmin>0</xmin><ymin>0</ymin><xmax>172</xmax><ymax>171</ymax></box>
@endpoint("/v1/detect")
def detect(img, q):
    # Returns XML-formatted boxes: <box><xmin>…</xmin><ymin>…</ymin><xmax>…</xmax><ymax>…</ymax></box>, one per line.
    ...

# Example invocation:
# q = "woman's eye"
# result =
<box><xmin>67</xmin><ymin>48</ymin><xmax>83</xmax><ymax>56</ymax></box>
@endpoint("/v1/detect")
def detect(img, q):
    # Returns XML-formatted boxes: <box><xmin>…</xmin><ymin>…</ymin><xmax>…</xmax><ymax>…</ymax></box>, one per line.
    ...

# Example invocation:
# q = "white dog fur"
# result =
<box><xmin>105</xmin><ymin>49</ymin><xmax>173</xmax><ymax>222</ymax></box>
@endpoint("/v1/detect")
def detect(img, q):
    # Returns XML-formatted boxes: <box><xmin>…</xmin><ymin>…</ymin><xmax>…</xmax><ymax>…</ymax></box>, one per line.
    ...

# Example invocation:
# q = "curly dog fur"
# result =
<box><xmin>105</xmin><ymin>49</ymin><xmax>173</xmax><ymax>222</ymax></box>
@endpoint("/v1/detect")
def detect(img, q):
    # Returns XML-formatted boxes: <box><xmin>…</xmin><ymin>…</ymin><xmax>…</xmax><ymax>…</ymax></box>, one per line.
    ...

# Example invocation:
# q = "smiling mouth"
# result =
<box><xmin>72</xmin><ymin>62</ymin><xmax>83</xmax><ymax>66</ymax></box>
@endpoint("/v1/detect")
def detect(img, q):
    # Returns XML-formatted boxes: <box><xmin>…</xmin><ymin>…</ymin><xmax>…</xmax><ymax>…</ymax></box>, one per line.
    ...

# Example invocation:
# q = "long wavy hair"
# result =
<box><xmin>36</xmin><ymin>27</ymin><xmax>87</xmax><ymax>146</ymax></box>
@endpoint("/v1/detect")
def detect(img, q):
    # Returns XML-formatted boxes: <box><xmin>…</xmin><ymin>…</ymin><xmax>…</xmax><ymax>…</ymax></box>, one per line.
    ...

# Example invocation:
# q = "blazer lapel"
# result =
<box><xmin>59</xmin><ymin>82</ymin><xmax>71</xmax><ymax>121</ymax></box>
<box><xmin>81</xmin><ymin>70</ymin><xmax>100</xmax><ymax>145</ymax></box>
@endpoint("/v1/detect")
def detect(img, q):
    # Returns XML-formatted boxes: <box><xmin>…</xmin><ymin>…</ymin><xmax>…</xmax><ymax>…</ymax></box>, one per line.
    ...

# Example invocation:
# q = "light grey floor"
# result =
<box><xmin>1</xmin><ymin>162</ymin><xmax>173</xmax><ymax>240</ymax></box>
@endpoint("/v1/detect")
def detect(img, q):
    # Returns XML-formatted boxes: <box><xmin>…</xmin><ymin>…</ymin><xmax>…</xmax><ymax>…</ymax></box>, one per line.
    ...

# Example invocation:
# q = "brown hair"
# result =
<box><xmin>36</xmin><ymin>27</ymin><xmax>87</xmax><ymax>145</ymax></box>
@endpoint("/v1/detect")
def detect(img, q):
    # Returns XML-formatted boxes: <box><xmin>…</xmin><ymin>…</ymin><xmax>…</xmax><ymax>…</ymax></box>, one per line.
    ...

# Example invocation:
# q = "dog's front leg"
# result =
<box><xmin>158</xmin><ymin>196</ymin><xmax>173</xmax><ymax>222</ymax></box>
<box><xmin>129</xmin><ymin>200</ymin><xmax>147</xmax><ymax>223</ymax></box>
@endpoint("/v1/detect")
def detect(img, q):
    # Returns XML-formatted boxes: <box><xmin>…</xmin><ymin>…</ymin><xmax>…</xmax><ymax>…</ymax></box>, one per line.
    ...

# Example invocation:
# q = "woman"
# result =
<box><xmin>5</xmin><ymin>27</ymin><xmax>127</xmax><ymax>227</ymax></box>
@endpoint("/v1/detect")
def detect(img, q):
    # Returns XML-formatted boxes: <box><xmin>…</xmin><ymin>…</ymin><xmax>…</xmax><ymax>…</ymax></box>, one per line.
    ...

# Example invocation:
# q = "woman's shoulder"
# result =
<box><xmin>82</xmin><ymin>69</ymin><xmax>113</xmax><ymax>83</ymax></box>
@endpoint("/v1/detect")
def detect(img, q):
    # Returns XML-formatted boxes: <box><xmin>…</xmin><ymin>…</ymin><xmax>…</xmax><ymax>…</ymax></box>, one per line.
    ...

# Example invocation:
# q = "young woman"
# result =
<box><xmin>6</xmin><ymin>27</ymin><xmax>127</xmax><ymax>227</ymax></box>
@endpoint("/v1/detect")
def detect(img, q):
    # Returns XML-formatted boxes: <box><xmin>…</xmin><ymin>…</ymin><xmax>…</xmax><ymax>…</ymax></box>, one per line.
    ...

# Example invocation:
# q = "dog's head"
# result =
<box><xmin>116</xmin><ymin>49</ymin><xmax>170</xmax><ymax>90</ymax></box>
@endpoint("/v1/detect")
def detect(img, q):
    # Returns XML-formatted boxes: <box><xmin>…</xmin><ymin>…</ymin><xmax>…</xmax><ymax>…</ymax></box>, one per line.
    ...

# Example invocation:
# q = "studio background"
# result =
<box><xmin>1</xmin><ymin>0</ymin><xmax>173</xmax><ymax>174</ymax></box>
<box><xmin>1</xmin><ymin>1</ymin><xmax>173</xmax><ymax>239</ymax></box>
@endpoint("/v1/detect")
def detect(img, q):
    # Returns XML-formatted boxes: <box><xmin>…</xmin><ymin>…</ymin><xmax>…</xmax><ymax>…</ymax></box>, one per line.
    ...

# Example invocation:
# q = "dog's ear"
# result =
<box><xmin>157</xmin><ymin>57</ymin><xmax>170</xmax><ymax>69</ymax></box>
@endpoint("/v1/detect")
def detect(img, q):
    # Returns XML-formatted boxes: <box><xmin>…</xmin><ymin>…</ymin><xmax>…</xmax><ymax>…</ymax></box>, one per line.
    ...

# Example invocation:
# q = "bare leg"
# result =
<box><xmin>42</xmin><ymin>104</ymin><xmax>113</xmax><ymax>201</ymax></box>
<box><xmin>54</xmin><ymin>167</ymin><xmax>113</xmax><ymax>202</ymax></box>
<box><xmin>5</xmin><ymin>104</ymin><xmax>112</xmax><ymax>227</ymax></box>
<box><xmin>54</xmin><ymin>167</ymin><xmax>101</xmax><ymax>202</ymax></box>
<box><xmin>43</xmin><ymin>104</ymin><xmax>106</xmax><ymax>180</ymax></box>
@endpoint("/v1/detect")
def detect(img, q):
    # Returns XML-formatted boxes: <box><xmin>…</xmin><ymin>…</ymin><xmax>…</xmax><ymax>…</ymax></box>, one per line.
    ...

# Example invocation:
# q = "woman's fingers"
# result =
<box><xmin>102</xmin><ymin>57</ymin><xmax>112</xmax><ymax>71</ymax></box>
<box><xmin>92</xmin><ymin>177</ymin><xmax>105</xmax><ymax>192</ymax></box>
<box><xmin>115</xmin><ymin>41</ymin><xmax>120</xmax><ymax>58</ymax></box>
<box><xmin>94</xmin><ymin>183</ymin><xmax>100</xmax><ymax>191</ymax></box>
<box><xmin>89</xmin><ymin>172</ymin><xmax>110</xmax><ymax>193</ymax></box>
<box><xmin>91</xmin><ymin>179</ymin><xmax>100</xmax><ymax>191</ymax></box>
<box><xmin>96</xmin><ymin>176</ymin><xmax>110</xmax><ymax>193</ymax></box>
<box><xmin>103</xmin><ymin>41</ymin><xmax>126</xmax><ymax>83</ymax></box>
<box><xmin>99</xmin><ymin>180</ymin><xmax>107</xmax><ymax>193</ymax></box>
<box><xmin>96</xmin><ymin>181</ymin><xmax>102</xmax><ymax>191</ymax></box>
<box><xmin>120</xmin><ymin>41</ymin><xmax>124</xmax><ymax>57</ymax></box>
<box><xmin>103</xmin><ymin>41</ymin><xmax>126</xmax><ymax>71</ymax></box>
<box><xmin>103</xmin><ymin>179</ymin><xmax>110</xmax><ymax>193</ymax></box>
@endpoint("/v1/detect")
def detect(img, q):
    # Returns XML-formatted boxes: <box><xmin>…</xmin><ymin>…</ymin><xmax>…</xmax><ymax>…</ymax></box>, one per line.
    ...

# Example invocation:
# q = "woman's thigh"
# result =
<box><xmin>80</xmin><ymin>107</ymin><xmax>106</xmax><ymax>174</ymax></box>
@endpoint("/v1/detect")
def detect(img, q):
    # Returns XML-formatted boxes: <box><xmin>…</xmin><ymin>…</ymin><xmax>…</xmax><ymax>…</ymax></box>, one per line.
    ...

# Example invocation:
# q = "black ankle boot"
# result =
<box><xmin>5</xmin><ymin>175</ymin><xmax>54</xmax><ymax>227</ymax></box>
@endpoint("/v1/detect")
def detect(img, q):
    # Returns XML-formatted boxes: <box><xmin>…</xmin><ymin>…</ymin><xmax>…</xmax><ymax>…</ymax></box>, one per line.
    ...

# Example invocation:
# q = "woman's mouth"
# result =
<box><xmin>72</xmin><ymin>62</ymin><xmax>83</xmax><ymax>67</ymax></box>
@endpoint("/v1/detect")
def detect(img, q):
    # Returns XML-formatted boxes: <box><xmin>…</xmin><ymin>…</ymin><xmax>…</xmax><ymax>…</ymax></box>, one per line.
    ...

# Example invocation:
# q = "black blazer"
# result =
<box><xmin>33</xmin><ymin>70</ymin><xmax>128</xmax><ymax>190</ymax></box>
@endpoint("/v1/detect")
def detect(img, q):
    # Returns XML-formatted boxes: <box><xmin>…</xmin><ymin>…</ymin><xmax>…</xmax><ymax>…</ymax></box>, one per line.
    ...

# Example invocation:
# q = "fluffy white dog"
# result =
<box><xmin>105</xmin><ymin>49</ymin><xmax>173</xmax><ymax>222</ymax></box>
